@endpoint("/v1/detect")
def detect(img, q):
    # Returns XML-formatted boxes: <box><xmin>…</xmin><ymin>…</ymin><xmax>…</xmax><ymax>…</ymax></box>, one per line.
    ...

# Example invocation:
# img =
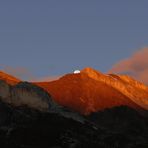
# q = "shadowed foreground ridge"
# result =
<box><xmin>0</xmin><ymin>100</ymin><xmax>147</xmax><ymax>148</ymax></box>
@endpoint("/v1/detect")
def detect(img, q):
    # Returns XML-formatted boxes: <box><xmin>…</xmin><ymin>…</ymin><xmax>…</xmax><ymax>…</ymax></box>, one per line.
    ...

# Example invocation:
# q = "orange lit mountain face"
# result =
<box><xmin>36</xmin><ymin>67</ymin><xmax>148</xmax><ymax>114</ymax></box>
<box><xmin>1</xmin><ymin>68</ymin><xmax>148</xmax><ymax>115</ymax></box>
<box><xmin>0</xmin><ymin>71</ymin><xmax>20</xmax><ymax>85</ymax></box>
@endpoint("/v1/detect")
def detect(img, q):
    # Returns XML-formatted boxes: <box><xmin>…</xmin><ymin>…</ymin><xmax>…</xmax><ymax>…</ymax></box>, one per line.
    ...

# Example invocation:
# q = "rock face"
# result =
<box><xmin>81</xmin><ymin>68</ymin><xmax>148</xmax><ymax>110</ymax></box>
<box><xmin>0</xmin><ymin>81</ymin><xmax>56</xmax><ymax>111</ymax></box>
<box><xmin>36</xmin><ymin>67</ymin><xmax>148</xmax><ymax>114</ymax></box>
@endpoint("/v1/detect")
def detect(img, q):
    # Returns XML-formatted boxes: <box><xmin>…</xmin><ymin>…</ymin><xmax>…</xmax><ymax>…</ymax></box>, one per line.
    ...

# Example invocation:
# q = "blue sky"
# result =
<box><xmin>0</xmin><ymin>0</ymin><xmax>148</xmax><ymax>79</ymax></box>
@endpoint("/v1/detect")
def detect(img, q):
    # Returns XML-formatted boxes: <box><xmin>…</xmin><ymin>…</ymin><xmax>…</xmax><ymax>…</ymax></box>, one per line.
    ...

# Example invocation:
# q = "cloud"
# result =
<box><xmin>1</xmin><ymin>65</ymin><xmax>60</xmax><ymax>82</ymax></box>
<box><xmin>33</xmin><ymin>75</ymin><xmax>61</xmax><ymax>82</ymax></box>
<box><xmin>1</xmin><ymin>66</ymin><xmax>35</xmax><ymax>81</ymax></box>
<box><xmin>109</xmin><ymin>48</ymin><xmax>148</xmax><ymax>84</ymax></box>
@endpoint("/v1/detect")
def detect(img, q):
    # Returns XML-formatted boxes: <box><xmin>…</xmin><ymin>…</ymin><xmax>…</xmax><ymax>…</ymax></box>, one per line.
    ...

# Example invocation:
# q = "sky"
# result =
<box><xmin>0</xmin><ymin>0</ymin><xmax>148</xmax><ymax>81</ymax></box>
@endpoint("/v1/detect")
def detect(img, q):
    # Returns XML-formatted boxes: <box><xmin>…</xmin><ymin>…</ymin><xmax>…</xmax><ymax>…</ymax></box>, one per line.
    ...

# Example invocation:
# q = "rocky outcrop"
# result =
<box><xmin>0</xmin><ymin>80</ymin><xmax>57</xmax><ymax>111</ymax></box>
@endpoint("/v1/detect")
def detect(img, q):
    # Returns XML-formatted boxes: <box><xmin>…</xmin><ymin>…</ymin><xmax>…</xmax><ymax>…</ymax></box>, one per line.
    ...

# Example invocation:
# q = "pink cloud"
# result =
<box><xmin>109</xmin><ymin>48</ymin><xmax>148</xmax><ymax>84</ymax></box>
<box><xmin>1</xmin><ymin>65</ymin><xmax>61</xmax><ymax>82</ymax></box>
<box><xmin>1</xmin><ymin>66</ymin><xmax>35</xmax><ymax>81</ymax></box>
<box><xmin>33</xmin><ymin>75</ymin><xmax>61</xmax><ymax>82</ymax></box>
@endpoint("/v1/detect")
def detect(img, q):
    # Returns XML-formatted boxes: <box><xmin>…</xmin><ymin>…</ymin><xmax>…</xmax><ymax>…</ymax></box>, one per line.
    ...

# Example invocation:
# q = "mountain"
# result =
<box><xmin>0</xmin><ymin>79</ymin><xmax>84</xmax><ymax>122</ymax></box>
<box><xmin>81</xmin><ymin>68</ymin><xmax>148</xmax><ymax>110</ymax></box>
<box><xmin>1</xmin><ymin>68</ymin><xmax>148</xmax><ymax>114</ymax></box>
<box><xmin>0</xmin><ymin>69</ymin><xmax>148</xmax><ymax>147</ymax></box>
<box><xmin>36</xmin><ymin>67</ymin><xmax>148</xmax><ymax>114</ymax></box>
<box><xmin>0</xmin><ymin>71</ymin><xmax>20</xmax><ymax>85</ymax></box>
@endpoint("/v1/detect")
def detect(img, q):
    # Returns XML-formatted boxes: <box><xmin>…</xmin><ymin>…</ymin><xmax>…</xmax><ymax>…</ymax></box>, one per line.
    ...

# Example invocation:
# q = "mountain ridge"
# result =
<box><xmin>36</xmin><ymin>67</ymin><xmax>148</xmax><ymax>114</ymax></box>
<box><xmin>0</xmin><ymin>68</ymin><xmax>148</xmax><ymax>148</ymax></box>
<box><xmin>81</xmin><ymin>67</ymin><xmax>148</xmax><ymax>110</ymax></box>
<box><xmin>0</xmin><ymin>71</ymin><xmax>20</xmax><ymax>85</ymax></box>
<box><xmin>0</xmin><ymin>67</ymin><xmax>148</xmax><ymax>114</ymax></box>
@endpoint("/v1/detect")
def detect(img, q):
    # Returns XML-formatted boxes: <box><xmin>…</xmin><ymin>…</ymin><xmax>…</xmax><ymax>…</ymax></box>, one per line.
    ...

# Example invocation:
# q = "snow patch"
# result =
<box><xmin>74</xmin><ymin>70</ymin><xmax>80</xmax><ymax>74</ymax></box>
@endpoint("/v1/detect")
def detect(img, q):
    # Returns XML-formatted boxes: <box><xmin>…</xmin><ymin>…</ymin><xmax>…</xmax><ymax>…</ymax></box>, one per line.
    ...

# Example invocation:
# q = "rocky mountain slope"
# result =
<box><xmin>81</xmin><ymin>68</ymin><xmax>148</xmax><ymax>110</ymax></box>
<box><xmin>36</xmin><ymin>67</ymin><xmax>148</xmax><ymax>114</ymax></box>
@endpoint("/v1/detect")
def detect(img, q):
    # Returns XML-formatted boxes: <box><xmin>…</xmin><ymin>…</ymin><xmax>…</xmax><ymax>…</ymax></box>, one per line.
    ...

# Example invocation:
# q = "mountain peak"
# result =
<box><xmin>81</xmin><ymin>67</ymin><xmax>102</xmax><ymax>74</ymax></box>
<box><xmin>81</xmin><ymin>67</ymin><xmax>103</xmax><ymax>79</ymax></box>
<box><xmin>0</xmin><ymin>71</ymin><xmax>20</xmax><ymax>85</ymax></box>
<box><xmin>36</xmin><ymin>67</ymin><xmax>148</xmax><ymax>114</ymax></box>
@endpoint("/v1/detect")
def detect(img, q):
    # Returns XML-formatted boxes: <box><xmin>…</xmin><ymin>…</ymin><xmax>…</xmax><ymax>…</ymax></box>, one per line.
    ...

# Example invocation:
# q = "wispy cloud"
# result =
<box><xmin>109</xmin><ymin>48</ymin><xmax>148</xmax><ymax>84</ymax></box>
<box><xmin>33</xmin><ymin>76</ymin><xmax>61</xmax><ymax>82</ymax></box>
<box><xmin>1</xmin><ymin>66</ymin><xmax>35</xmax><ymax>81</ymax></box>
<box><xmin>0</xmin><ymin>65</ymin><xmax>60</xmax><ymax>82</ymax></box>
